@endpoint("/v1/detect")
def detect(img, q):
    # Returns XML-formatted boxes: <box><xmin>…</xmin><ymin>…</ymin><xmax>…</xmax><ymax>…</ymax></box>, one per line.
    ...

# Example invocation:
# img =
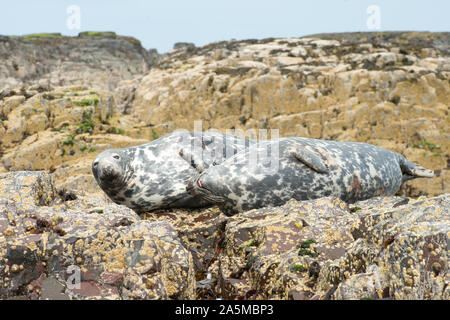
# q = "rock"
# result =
<box><xmin>208</xmin><ymin>194</ymin><xmax>449</xmax><ymax>300</ymax></box>
<box><xmin>219</xmin><ymin>197</ymin><xmax>358</xmax><ymax>299</ymax></box>
<box><xmin>349</xmin><ymin>195</ymin><xmax>450</xmax><ymax>300</ymax></box>
<box><xmin>0</xmin><ymin>33</ymin><xmax>156</xmax><ymax>90</ymax></box>
<box><xmin>141</xmin><ymin>207</ymin><xmax>229</xmax><ymax>276</ymax></box>
<box><xmin>332</xmin><ymin>264</ymin><xmax>386</xmax><ymax>300</ymax></box>
<box><xmin>173</xmin><ymin>42</ymin><xmax>196</xmax><ymax>52</ymax></box>
<box><xmin>0</xmin><ymin>178</ymin><xmax>448</xmax><ymax>300</ymax></box>
<box><xmin>0</xmin><ymin>171</ymin><xmax>195</xmax><ymax>300</ymax></box>
<box><xmin>113</xmin><ymin>79</ymin><xmax>140</xmax><ymax>114</ymax></box>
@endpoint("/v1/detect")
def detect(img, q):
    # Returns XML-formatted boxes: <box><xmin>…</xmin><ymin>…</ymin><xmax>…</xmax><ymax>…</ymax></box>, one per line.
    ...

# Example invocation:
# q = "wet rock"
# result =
<box><xmin>0</xmin><ymin>86</ymin><xmax>150</xmax><ymax>189</ymax></box>
<box><xmin>40</xmin><ymin>276</ymin><xmax>71</xmax><ymax>300</ymax></box>
<box><xmin>114</xmin><ymin>78</ymin><xmax>141</xmax><ymax>114</ymax></box>
<box><xmin>0</xmin><ymin>171</ymin><xmax>56</xmax><ymax>208</ymax></box>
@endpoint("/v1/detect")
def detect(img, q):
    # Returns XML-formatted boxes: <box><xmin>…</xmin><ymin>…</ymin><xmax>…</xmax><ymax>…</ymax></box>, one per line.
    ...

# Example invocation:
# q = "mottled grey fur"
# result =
<box><xmin>92</xmin><ymin>130</ymin><xmax>254</xmax><ymax>213</ymax></box>
<box><xmin>187</xmin><ymin>137</ymin><xmax>434</xmax><ymax>215</ymax></box>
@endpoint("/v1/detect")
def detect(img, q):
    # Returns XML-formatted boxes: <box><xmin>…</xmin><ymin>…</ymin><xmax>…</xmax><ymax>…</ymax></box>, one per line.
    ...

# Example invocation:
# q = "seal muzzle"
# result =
<box><xmin>186</xmin><ymin>175</ymin><xmax>226</xmax><ymax>203</ymax></box>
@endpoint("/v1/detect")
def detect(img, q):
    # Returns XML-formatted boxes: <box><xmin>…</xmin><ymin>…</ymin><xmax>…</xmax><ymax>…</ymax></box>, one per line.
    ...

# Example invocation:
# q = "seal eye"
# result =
<box><xmin>113</xmin><ymin>155</ymin><xmax>120</xmax><ymax>160</ymax></box>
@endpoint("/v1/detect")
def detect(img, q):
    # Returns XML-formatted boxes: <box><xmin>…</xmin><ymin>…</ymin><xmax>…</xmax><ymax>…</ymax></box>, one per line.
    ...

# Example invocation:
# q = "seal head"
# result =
<box><xmin>186</xmin><ymin>172</ymin><xmax>228</xmax><ymax>205</ymax></box>
<box><xmin>91</xmin><ymin>131</ymin><xmax>255</xmax><ymax>213</ymax></box>
<box><xmin>92</xmin><ymin>149</ymin><xmax>134</xmax><ymax>196</ymax></box>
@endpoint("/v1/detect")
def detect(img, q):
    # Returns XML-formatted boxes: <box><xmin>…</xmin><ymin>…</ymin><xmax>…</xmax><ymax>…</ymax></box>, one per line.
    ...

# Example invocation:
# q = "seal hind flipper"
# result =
<box><xmin>400</xmin><ymin>158</ymin><xmax>434</xmax><ymax>178</ymax></box>
<box><xmin>178</xmin><ymin>148</ymin><xmax>206</xmax><ymax>173</ymax></box>
<box><xmin>290</xmin><ymin>148</ymin><xmax>329</xmax><ymax>174</ymax></box>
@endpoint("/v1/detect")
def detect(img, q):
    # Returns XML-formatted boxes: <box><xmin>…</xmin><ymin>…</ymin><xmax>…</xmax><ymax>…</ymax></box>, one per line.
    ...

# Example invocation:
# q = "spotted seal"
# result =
<box><xmin>187</xmin><ymin>137</ymin><xmax>434</xmax><ymax>215</ymax></box>
<box><xmin>92</xmin><ymin>130</ymin><xmax>254</xmax><ymax>213</ymax></box>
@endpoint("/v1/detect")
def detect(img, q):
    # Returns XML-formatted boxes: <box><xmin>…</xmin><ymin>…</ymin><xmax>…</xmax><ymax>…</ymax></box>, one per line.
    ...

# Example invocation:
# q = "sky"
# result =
<box><xmin>1</xmin><ymin>0</ymin><xmax>449</xmax><ymax>53</ymax></box>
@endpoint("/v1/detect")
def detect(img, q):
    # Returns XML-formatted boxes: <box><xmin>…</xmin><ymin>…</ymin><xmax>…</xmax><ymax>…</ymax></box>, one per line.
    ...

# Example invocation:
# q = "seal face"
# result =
<box><xmin>187</xmin><ymin>137</ymin><xmax>434</xmax><ymax>215</ymax></box>
<box><xmin>92</xmin><ymin>130</ymin><xmax>254</xmax><ymax>213</ymax></box>
<box><xmin>92</xmin><ymin>149</ymin><xmax>134</xmax><ymax>195</ymax></box>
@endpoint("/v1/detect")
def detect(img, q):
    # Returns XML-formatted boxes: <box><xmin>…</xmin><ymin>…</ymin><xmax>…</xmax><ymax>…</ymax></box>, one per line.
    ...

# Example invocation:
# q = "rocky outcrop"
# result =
<box><xmin>1</xmin><ymin>171</ymin><xmax>447</xmax><ymax>299</ymax></box>
<box><xmin>0</xmin><ymin>32</ymin><xmax>159</xmax><ymax>91</ymax></box>
<box><xmin>197</xmin><ymin>195</ymin><xmax>448</xmax><ymax>300</ymax></box>
<box><xmin>0</xmin><ymin>85</ymin><xmax>151</xmax><ymax>193</ymax></box>
<box><xmin>338</xmin><ymin>195</ymin><xmax>449</xmax><ymax>300</ymax></box>
<box><xmin>0</xmin><ymin>171</ymin><xmax>195</xmax><ymax>299</ymax></box>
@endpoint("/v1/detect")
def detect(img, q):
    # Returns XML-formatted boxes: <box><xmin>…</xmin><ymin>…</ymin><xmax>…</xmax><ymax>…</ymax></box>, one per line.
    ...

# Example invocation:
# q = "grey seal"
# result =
<box><xmin>92</xmin><ymin>130</ymin><xmax>254</xmax><ymax>213</ymax></box>
<box><xmin>187</xmin><ymin>137</ymin><xmax>434</xmax><ymax>215</ymax></box>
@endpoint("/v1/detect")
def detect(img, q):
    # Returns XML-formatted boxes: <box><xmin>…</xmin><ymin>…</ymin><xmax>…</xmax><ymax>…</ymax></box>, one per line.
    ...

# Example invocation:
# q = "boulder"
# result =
<box><xmin>0</xmin><ymin>171</ymin><xmax>195</xmax><ymax>300</ymax></box>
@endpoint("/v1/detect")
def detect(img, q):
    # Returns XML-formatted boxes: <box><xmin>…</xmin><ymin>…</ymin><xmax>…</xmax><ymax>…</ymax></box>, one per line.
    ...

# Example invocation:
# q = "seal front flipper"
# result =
<box><xmin>178</xmin><ymin>148</ymin><xmax>206</xmax><ymax>173</ymax></box>
<box><xmin>290</xmin><ymin>148</ymin><xmax>329</xmax><ymax>174</ymax></box>
<box><xmin>400</xmin><ymin>158</ymin><xmax>434</xmax><ymax>179</ymax></box>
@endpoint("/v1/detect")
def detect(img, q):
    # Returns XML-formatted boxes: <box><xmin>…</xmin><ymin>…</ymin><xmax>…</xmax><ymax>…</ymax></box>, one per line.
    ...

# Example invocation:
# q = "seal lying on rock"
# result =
<box><xmin>187</xmin><ymin>137</ymin><xmax>434</xmax><ymax>215</ymax></box>
<box><xmin>92</xmin><ymin>130</ymin><xmax>254</xmax><ymax>213</ymax></box>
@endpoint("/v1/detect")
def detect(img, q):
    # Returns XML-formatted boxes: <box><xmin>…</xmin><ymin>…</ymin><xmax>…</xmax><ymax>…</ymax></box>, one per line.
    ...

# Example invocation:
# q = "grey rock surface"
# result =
<box><xmin>0</xmin><ymin>33</ymin><xmax>159</xmax><ymax>91</ymax></box>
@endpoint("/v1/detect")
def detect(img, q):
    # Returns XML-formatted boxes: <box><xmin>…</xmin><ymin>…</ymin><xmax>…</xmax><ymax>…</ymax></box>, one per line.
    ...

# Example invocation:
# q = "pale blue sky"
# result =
<box><xmin>1</xmin><ymin>0</ymin><xmax>448</xmax><ymax>52</ymax></box>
